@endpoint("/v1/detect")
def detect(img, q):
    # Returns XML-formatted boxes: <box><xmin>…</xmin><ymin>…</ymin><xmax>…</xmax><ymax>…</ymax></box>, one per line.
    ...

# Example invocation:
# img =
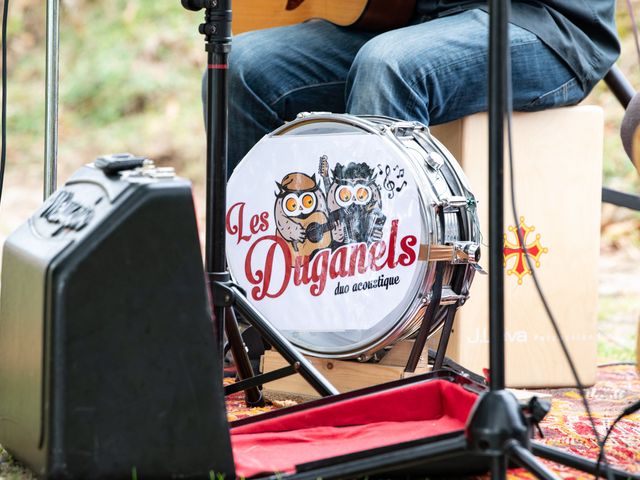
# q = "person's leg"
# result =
<box><xmin>346</xmin><ymin>9</ymin><xmax>585</xmax><ymax>125</ymax></box>
<box><xmin>214</xmin><ymin>21</ymin><xmax>374</xmax><ymax>171</ymax></box>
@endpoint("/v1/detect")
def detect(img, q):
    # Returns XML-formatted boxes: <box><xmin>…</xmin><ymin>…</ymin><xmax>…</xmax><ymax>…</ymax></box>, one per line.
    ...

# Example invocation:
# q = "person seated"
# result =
<box><xmin>205</xmin><ymin>1</ymin><xmax>620</xmax><ymax>172</ymax></box>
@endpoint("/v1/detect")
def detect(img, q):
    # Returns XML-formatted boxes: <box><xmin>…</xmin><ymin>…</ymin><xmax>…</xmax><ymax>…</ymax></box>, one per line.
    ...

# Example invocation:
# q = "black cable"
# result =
<box><xmin>595</xmin><ymin>399</ymin><xmax>640</xmax><ymax>478</ymax></box>
<box><xmin>1</xmin><ymin>0</ymin><xmax>8</xmax><ymax>205</ymax></box>
<box><xmin>597</xmin><ymin>361</ymin><xmax>637</xmax><ymax>368</ymax></box>
<box><xmin>505</xmin><ymin>108</ymin><xmax>614</xmax><ymax>479</ymax></box>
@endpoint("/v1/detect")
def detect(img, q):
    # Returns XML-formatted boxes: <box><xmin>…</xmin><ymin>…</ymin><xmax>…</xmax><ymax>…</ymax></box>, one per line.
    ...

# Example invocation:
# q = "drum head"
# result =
<box><xmin>226</xmin><ymin>114</ymin><xmax>476</xmax><ymax>359</ymax></box>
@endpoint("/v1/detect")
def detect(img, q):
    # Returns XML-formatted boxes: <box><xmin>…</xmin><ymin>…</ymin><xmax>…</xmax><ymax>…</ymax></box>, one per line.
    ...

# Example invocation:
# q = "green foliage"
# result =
<box><xmin>3</xmin><ymin>0</ymin><xmax>205</xmax><ymax>175</ymax></box>
<box><xmin>597</xmin><ymin>338</ymin><xmax>637</xmax><ymax>363</ymax></box>
<box><xmin>59</xmin><ymin>1</ymin><xmax>197</xmax><ymax>127</ymax></box>
<box><xmin>597</xmin><ymin>295</ymin><xmax>638</xmax><ymax>363</ymax></box>
<box><xmin>0</xmin><ymin>445</ymin><xmax>35</xmax><ymax>479</ymax></box>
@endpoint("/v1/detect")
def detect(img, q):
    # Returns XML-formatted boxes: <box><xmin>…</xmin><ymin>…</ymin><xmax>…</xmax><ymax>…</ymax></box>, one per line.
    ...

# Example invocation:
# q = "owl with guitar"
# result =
<box><xmin>274</xmin><ymin>172</ymin><xmax>335</xmax><ymax>262</ymax></box>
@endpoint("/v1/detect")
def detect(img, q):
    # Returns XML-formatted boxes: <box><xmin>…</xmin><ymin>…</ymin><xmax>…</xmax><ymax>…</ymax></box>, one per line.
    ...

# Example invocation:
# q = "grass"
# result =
<box><xmin>598</xmin><ymin>339</ymin><xmax>637</xmax><ymax>363</ymax></box>
<box><xmin>0</xmin><ymin>445</ymin><xmax>34</xmax><ymax>480</ymax></box>
<box><xmin>598</xmin><ymin>294</ymin><xmax>638</xmax><ymax>363</ymax></box>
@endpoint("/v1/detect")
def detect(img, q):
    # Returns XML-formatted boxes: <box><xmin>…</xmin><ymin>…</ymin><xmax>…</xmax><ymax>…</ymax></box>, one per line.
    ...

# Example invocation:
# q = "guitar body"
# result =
<box><xmin>233</xmin><ymin>0</ymin><xmax>416</xmax><ymax>34</ymax></box>
<box><xmin>278</xmin><ymin>211</ymin><xmax>332</xmax><ymax>262</ymax></box>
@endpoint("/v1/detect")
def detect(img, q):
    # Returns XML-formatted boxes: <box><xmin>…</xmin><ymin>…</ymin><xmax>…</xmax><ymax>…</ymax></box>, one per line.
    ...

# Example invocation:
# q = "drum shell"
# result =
<box><xmin>227</xmin><ymin>113</ymin><xmax>481</xmax><ymax>360</ymax></box>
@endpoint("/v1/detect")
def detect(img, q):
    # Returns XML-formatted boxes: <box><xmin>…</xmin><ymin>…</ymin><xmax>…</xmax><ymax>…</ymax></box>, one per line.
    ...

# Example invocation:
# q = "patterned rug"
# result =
<box><xmin>515</xmin><ymin>364</ymin><xmax>640</xmax><ymax>478</ymax></box>
<box><xmin>225</xmin><ymin>364</ymin><xmax>640</xmax><ymax>478</ymax></box>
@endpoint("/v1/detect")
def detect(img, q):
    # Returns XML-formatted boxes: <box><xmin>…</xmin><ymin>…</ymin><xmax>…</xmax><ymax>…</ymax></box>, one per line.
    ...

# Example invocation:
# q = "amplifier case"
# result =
<box><xmin>0</xmin><ymin>165</ymin><xmax>234</xmax><ymax>478</ymax></box>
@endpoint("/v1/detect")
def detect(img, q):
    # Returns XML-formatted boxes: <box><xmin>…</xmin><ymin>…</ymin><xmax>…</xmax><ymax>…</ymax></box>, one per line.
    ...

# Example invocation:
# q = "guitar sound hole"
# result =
<box><xmin>286</xmin><ymin>0</ymin><xmax>305</xmax><ymax>11</ymax></box>
<box><xmin>305</xmin><ymin>222</ymin><xmax>325</xmax><ymax>243</ymax></box>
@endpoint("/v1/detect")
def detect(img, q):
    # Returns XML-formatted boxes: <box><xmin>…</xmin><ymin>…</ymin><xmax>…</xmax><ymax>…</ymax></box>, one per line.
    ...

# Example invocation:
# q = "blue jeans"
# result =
<box><xmin>216</xmin><ymin>9</ymin><xmax>584</xmax><ymax>171</ymax></box>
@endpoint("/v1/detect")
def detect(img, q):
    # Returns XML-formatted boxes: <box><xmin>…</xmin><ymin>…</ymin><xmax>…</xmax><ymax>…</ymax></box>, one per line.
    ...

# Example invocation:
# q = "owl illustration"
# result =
<box><xmin>323</xmin><ymin>162</ymin><xmax>386</xmax><ymax>245</ymax></box>
<box><xmin>274</xmin><ymin>172</ymin><xmax>331</xmax><ymax>261</ymax></box>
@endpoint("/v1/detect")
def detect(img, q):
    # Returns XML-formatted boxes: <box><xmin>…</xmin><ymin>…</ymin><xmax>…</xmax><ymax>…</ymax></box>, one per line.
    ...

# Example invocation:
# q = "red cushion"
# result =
<box><xmin>231</xmin><ymin>379</ymin><xmax>477</xmax><ymax>478</ymax></box>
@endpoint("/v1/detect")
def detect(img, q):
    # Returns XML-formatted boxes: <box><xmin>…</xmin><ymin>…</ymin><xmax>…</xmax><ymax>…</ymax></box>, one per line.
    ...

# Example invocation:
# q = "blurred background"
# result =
<box><xmin>0</xmin><ymin>0</ymin><xmax>638</xmax><ymax>361</ymax></box>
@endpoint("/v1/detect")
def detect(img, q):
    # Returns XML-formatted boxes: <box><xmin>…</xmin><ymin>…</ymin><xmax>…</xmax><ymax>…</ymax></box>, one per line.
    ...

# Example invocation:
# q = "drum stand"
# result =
<box><xmin>180</xmin><ymin>0</ymin><xmax>338</xmax><ymax>407</ymax></box>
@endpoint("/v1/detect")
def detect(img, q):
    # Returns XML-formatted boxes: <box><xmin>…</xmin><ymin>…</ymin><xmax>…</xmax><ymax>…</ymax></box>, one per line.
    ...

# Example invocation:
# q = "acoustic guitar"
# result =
<box><xmin>232</xmin><ymin>0</ymin><xmax>417</xmax><ymax>35</ymax></box>
<box><xmin>278</xmin><ymin>210</ymin><xmax>332</xmax><ymax>261</ymax></box>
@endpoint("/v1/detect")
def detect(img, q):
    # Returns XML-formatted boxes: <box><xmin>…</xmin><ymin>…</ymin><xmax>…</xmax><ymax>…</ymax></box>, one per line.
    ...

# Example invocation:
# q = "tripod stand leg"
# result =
<box><xmin>432</xmin><ymin>306</ymin><xmax>456</xmax><ymax>370</ymax></box>
<box><xmin>232</xmin><ymin>285</ymin><xmax>339</xmax><ymax>397</ymax></box>
<box><xmin>532</xmin><ymin>442</ymin><xmax>639</xmax><ymax>480</ymax></box>
<box><xmin>491</xmin><ymin>456</ymin><xmax>508</xmax><ymax>480</ymax></box>
<box><xmin>224</xmin><ymin>307</ymin><xmax>264</xmax><ymax>406</ymax></box>
<box><xmin>506</xmin><ymin>440</ymin><xmax>558</xmax><ymax>480</ymax></box>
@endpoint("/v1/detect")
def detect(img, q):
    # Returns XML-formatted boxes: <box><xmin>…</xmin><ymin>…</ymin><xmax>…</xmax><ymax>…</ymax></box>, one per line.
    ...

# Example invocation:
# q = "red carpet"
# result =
<box><xmin>225</xmin><ymin>365</ymin><xmax>640</xmax><ymax>478</ymax></box>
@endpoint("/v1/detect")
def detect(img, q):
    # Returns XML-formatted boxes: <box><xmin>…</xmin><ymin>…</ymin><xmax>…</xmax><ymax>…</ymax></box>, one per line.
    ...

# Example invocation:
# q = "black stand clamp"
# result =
<box><xmin>181</xmin><ymin>0</ymin><xmax>338</xmax><ymax>406</ymax></box>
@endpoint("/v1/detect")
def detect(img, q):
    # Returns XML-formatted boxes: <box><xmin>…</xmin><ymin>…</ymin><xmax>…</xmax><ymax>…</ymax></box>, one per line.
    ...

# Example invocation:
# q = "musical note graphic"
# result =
<box><xmin>376</xmin><ymin>164</ymin><xmax>407</xmax><ymax>199</ymax></box>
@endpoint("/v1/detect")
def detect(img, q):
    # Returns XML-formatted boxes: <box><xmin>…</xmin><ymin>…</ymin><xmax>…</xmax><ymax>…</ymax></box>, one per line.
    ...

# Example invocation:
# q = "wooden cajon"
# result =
<box><xmin>431</xmin><ymin>105</ymin><xmax>603</xmax><ymax>388</ymax></box>
<box><xmin>261</xmin><ymin>339</ymin><xmax>433</xmax><ymax>399</ymax></box>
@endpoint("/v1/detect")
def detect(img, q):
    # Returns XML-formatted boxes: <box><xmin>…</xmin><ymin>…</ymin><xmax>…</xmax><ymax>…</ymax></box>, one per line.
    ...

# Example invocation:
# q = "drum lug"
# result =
<box><xmin>440</xmin><ymin>287</ymin><xmax>467</xmax><ymax>305</ymax></box>
<box><xmin>442</xmin><ymin>196</ymin><xmax>469</xmax><ymax>209</ymax></box>
<box><xmin>472</xmin><ymin>263</ymin><xmax>489</xmax><ymax>275</ymax></box>
<box><xmin>452</xmin><ymin>241</ymin><xmax>482</xmax><ymax>265</ymax></box>
<box><xmin>425</xmin><ymin>151</ymin><xmax>445</xmax><ymax>170</ymax></box>
<box><xmin>389</xmin><ymin>120</ymin><xmax>422</xmax><ymax>130</ymax></box>
<box><xmin>386</xmin><ymin>121</ymin><xmax>425</xmax><ymax>138</ymax></box>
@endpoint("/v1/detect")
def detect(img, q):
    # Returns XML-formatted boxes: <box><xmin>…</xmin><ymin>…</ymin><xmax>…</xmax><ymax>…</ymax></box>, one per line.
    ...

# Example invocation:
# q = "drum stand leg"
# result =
<box><xmin>403</xmin><ymin>208</ymin><xmax>483</xmax><ymax>383</ymax></box>
<box><xmin>431</xmin><ymin>307</ymin><xmax>455</xmax><ymax>370</ymax></box>
<box><xmin>429</xmin><ymin>258</ymin><xmax>486</xmax><ymax>383</ymax></box>
<box><xmin>215</xmin><ymin>282</ymin><xmax>339</xmax><ymax>398</ymax></box>
<box><xmin>405</xmin><ymin>252</ymin><xmax>446</xmax><ymax>373</ymax></box>
<box><xmin>182</xmin><ymin>0</ymin><xmax>338</xmax><ymax>405</ymax></box>
<box><xmin>406</xmin><ymin>297</ymin><xmax>486</xmax><ymax>386</ymax></box>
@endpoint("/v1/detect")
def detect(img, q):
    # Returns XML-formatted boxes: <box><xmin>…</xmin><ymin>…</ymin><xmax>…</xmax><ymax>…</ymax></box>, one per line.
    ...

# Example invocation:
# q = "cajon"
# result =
<box><xmin>431</xmin><ymin>105</ymin><xmax>603</xmax><ymax>388</ymax></box>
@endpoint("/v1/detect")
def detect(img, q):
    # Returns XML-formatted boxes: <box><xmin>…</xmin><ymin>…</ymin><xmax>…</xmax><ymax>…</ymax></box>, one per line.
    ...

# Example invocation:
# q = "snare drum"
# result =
<box><xmin>226</xmin><ymin>113</ymin><xmax>481</xmax><ymax>360</ymax></box>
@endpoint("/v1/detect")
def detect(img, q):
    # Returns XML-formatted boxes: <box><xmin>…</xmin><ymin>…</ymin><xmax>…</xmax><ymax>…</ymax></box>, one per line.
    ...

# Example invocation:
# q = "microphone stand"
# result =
<box><xmin>459</xmin><ymin>1</ymin><xmax>558</xmax><ymax>476</ymax></box>
<box><xmin>473</xmin><ymin>2</ymin><xmax>635</xmax><ymax>478</ymax></box>
<box><xmin>44</xmin><ymin>0</ymin><xmax>60</xmax><ymax>198</ymax></box>
<box><xmin>181</xmin><ymin>0</ymin><xmax>338</xmax><ymax>407</ymax></box>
